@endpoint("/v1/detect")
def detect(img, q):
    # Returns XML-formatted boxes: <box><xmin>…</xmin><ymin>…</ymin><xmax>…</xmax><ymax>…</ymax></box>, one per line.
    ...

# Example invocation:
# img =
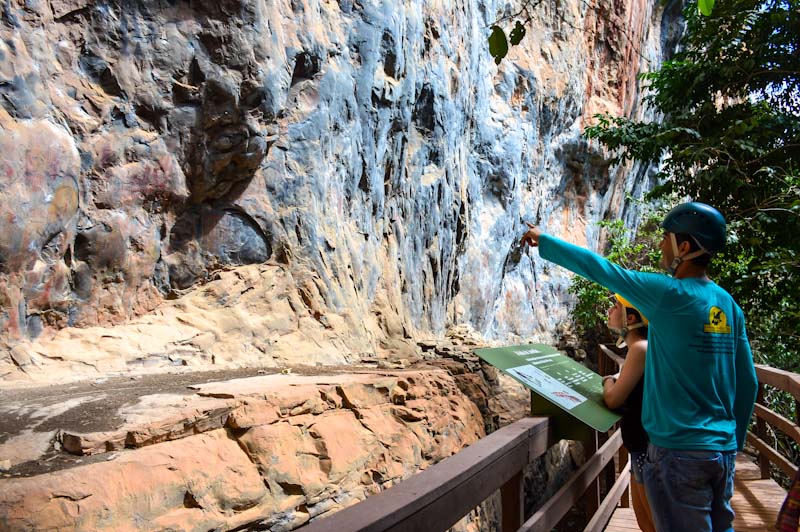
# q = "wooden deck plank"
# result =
<box><xmin>604</xmin><ymin>454</ymin><xmax>786</xmax><ymax>532</ymax></box>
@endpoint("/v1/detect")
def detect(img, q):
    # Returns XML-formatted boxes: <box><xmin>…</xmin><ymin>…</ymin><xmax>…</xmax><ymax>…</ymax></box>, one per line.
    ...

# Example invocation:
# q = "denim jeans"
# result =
<box><xmin>642</xmin><ymin>443</ymin><xmax>736</xmax><ymax>532</ymax></box>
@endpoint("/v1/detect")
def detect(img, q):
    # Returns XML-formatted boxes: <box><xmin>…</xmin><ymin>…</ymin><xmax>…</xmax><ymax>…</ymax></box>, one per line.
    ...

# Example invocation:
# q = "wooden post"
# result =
<box><xmin>618</xmin><ymin>446</ymin><xmax>630</xmax><ymax>508</ymax></box>
<box><xmin>597</xmin><ymin>345</ymin><xmax>620</xmax><ymax>508</ymax></box>
<box><xmin>796</xmin><ymin>398</ymin><xmax>800</xmax><ymax>440</ymax></box>
<box><xmin>501</xmin><ymin>470</ymin><xmax>524</xmax><ymax>532</ymax></box>
<box><xmin>598</xmin><ymin>345</ymin><xmax>608</xmax><ymax>379</ymax></box>
<box><xmin>756</xmin><ymin>383</ymin><xmax>770</xmax><ymax>479</ymax></box>
<box><xmin>583</xmin><ymin>430</ymin><xmax>600</xmax><ymax>518</ymax></box>
<box><xmin>601</xmin><ymin>431</ymin><xmax>616</xmax><ymax>500</ymax></box>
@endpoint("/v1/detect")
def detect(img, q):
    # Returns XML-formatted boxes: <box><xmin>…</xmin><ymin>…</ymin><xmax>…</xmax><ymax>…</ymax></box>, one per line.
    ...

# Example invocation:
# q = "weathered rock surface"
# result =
<box><xmin>0</xmin><ymin>263</ymin><xmax>405</xmax><ymax>384</ymax></box>
<box><xmin>0</xmin><ymin>0</ymin><xmax>680</xmax><ymax>529</ymax></box>
<box><xmin>0</xmin><ymin>0</ymin><xmax>681</xmax><ymax>382</ymax></box>
<box><xmin>0</xmin><ymin>369</ymin><xmax>486</xmax><ymax>531</ymax></box>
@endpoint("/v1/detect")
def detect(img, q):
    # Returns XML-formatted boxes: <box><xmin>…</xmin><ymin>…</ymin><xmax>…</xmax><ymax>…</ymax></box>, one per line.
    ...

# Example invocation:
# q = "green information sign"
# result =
<box><xmin>474</xmin><ymin>343</ymin><xmax>620</xmax><ymax>433</ymax></box>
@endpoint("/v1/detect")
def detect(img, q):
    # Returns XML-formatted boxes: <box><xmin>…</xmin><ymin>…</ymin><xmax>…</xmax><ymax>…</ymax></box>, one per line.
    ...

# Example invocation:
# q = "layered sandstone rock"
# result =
<box><xmin>0</xmin><ymin>370</ymin><xmax>486</xmax><ymax>531</ymax></box>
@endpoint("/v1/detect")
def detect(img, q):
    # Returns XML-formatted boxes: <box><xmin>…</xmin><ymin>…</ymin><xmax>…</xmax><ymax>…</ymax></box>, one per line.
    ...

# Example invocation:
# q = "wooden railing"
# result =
<box><xmin>294</xmin><ymin>345</ymin><xmax>800</xmax><ymax>532</ymax></box>
<box><xmin>299</xmin><ymin>414</ymin><xmax>630</xmax><ymax>532</ymax></box>
<box><xmin>299</xmin><ymin>344</ymin><xmax>635</xmax><ymax>531</ymax></box>
<box><xmin>522</xmin><ymin>428</ymin><xmax>628</xmax><ymax>532</ymax></box>
<box><xmin>597</xmin><ymin>344</ymin><xmax>624</xmax><ymax>380</ymax></box>
<box><xmin>748</xmin><ymin>364</ymin><xmax>800</xmax><ymax>481</ymax></box>
<box><xmin>299</xmin><ymin>416</ymin><xmax>553</xmax><ymax>532</ymax></box>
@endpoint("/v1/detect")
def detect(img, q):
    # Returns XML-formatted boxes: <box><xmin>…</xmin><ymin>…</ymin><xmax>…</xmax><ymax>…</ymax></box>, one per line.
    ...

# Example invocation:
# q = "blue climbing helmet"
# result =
<box><xmin>661</xmin><ymin>202</ymin><xmax>727</xmax><ymax>254</ymax></box>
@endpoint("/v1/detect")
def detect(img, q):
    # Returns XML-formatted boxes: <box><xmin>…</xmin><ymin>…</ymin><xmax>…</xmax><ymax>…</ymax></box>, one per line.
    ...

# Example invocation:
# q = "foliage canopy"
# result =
<box><xmin>583</xmin><ymin>0</ymin><xmax>800</xmax><ymax>371</ymax></box>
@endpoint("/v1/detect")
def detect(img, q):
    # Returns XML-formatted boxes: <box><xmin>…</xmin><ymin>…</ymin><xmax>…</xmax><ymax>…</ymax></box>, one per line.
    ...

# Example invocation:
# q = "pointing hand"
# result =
<box><xmin>520</xmin><ymin>222</ymin><xmax>542</xmax><ymax>247</ymax></box>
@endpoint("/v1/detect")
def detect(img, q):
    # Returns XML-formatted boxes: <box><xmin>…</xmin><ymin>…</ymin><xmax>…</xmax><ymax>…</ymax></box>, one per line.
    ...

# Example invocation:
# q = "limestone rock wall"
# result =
<box><xmin>0</xmin><ymin>0</ymin><xmax>681</xmax><ymax>380</ymax></box>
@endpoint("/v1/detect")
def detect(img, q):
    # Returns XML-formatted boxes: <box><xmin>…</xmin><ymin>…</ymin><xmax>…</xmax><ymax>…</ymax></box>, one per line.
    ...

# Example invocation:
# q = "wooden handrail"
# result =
<box><xmin>519</xmin><ymin>429</ymin><xmax>623</xmax><ymax>532</ymax></box>
<box><xmin>299</xmin><ymin>416</ymin><xmax>553</xmax><ymax>532</ymax></box>
<box><xmin>755</xmin><ymin>365</ymin><xmax>800</xmax><ymax>401</ymax></box>
<box><xmin>599</xmin><ymin>344</ymin><xmax>625</xmax><ymax>367</ymax></box>
<box><xmin>297</xmin><ymin>344</ymin><xmax>644</xmax><ymax>531</ymax></box>
<box><xmin>585</xmin><ymin>455</ymin><xmax>631</xmax><ymax>532</ymax></box>
<box><xmin>747</xmin><ymin>431</ymin><xmax>798</xmax><ymax>478</ymax></box>
<box><xmin>751</xmin><ymin>364</ymin><xmax>800</xmax><ymax>481</ymax></box>
<box><xmin>753</xmin><ymin>403</ymin><xmax>800</xmax><ymax>447</ymax></box>
<box><xmin>292</xmin><ymin>356</ymin><xmax>795</xmax><ymax>531</ymax></box>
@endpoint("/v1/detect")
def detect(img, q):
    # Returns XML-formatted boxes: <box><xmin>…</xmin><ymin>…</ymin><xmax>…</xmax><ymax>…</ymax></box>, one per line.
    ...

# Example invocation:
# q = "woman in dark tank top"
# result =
<box><xmin>602</xmin><ymin>294</ymin><xmax>654</xmax><ymax>532</ymax></box>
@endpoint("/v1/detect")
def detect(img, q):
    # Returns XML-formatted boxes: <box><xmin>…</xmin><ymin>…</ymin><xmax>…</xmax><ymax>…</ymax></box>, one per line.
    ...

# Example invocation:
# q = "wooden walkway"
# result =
<box><xmin>606</xmin><ymin>454</ymin><xmax>786</xmax><ymax>531</ymax></box>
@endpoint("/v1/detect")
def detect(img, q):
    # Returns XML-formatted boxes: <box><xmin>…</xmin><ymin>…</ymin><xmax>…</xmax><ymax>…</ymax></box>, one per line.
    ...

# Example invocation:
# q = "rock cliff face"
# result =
<box><xmin>0</xmin><ymin>1</ymin><xmax>681</xmax><ymax>529</ymax></box>
<box><xmin>0</xmin><ymin>0</ymin><xmax>680</xmax><ymax>381</ymax></box>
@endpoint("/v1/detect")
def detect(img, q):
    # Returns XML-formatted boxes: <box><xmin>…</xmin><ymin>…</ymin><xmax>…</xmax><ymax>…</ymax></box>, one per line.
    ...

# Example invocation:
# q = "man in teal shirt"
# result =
<box><xmin>521</xmin><ymin>202</ymin><xmax>758</xmax><ymax>532</ymax></box>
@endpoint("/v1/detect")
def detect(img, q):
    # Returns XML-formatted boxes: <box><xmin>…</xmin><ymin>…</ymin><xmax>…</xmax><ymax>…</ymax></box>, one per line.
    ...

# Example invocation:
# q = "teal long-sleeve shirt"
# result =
<box><xmin>539</xmin><ymin>234</ymin><xmax>758</xmax><ymax>451</ymax></box>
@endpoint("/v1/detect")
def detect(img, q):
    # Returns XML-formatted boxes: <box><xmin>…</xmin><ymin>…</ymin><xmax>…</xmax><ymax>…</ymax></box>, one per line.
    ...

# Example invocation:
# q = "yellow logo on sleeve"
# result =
<box><xmin>703</xmin><ymin>306</ymin><xmax>732</xmax><ymax>334</ymax></box>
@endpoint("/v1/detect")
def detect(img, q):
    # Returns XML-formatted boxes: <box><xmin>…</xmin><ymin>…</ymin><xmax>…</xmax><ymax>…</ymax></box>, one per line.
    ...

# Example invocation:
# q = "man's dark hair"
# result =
<box><xmin>675</xmin><ymin>233</ymin><xmax>712</xmax><ymax>267</ymax></box>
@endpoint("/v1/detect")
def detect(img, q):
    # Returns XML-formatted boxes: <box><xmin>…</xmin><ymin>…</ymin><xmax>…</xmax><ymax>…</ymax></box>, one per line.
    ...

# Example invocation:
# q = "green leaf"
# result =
<box><xmin>509</xmin><ymin>21</ymin><xmax>526</xmax><ymax>46</ymax></box>
<box><xmin>698</xmin><ymin>0</ymin><xmax>714</xmax><ymax>16</ymax></box>
<box><xmin>488</xmin><ymin>26</ymin><xmax>508</xmax><ymax>65</ymax></box>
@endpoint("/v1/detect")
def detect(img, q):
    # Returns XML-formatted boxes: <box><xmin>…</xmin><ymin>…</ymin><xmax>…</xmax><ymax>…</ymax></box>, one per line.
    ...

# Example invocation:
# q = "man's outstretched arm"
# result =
<box><xmin>520</xmin><ymin>224</ymin><xmax>667</xmax><ymax>319</ymax></box>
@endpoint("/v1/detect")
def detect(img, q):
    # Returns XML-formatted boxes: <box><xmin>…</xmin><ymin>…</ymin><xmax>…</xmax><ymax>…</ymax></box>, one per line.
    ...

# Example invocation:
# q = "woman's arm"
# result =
<box><xmin>603</xmin><ymin>341</ymin><xmax>646</xmax><ymax>410</ymax></box>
